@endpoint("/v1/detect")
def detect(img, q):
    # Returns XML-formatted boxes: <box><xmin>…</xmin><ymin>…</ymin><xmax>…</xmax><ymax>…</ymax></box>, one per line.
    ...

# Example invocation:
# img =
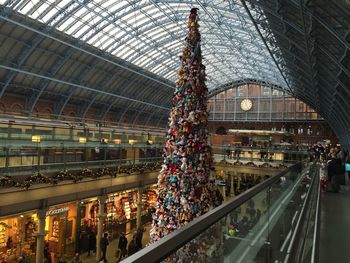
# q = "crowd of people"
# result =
<box><xmin>314</xmin><ymin>144</ymin><xmax>349</xmax><ymax>193</ymax></box>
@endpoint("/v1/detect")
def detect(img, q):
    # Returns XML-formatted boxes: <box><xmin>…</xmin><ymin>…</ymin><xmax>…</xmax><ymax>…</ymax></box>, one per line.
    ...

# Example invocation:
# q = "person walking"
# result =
<box><xmin>118</xmin><ymin>232</ymin><xmax>128</xmax><ymax>261</ymax></box>
<box><xmin>100</xmin><ymin>233</ymin><xmax>109</xmax><ymax>262</ymax></box>
<box><xmin>327</xmin><ymin>154</ymin><xmax>344</xmax><ymax>192</ymax></box>
<box><xmin>87</xmin><ymin>228</ymin><xmax>96</xmax><ymax>256</ymax></box>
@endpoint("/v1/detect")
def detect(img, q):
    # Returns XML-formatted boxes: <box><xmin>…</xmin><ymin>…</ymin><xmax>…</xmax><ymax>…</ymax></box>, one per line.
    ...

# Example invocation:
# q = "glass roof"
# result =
<box><xmin>0</xmin><ymin>0</ymin><xmax>287</xmax><ymax>90</ymax></box>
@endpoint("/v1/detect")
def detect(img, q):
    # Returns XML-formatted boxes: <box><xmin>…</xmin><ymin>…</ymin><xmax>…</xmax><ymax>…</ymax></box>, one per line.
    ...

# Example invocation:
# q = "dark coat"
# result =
<box><xmin>328</xmin><ymin>158</ymin><xmax>344</xmax><ymax>180</ymax></box>
<box><xmin>100</xmin><ymin>237</ymin><xmax>109</xmax><ymax>251</ymax></box>
<box><xmin>118</xmin><ymin>235</ymin><xmax>128</xmax><ymax>250</ymax></box>
<box><xmin>88</xmin><ymin>232</ymin><xmax>96</xmax><ymax>250</ymax></box>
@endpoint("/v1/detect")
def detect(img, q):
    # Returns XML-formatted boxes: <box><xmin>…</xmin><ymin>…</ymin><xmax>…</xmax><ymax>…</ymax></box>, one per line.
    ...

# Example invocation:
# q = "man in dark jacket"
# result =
<box><xmin>87</xmin><ymin>229</ymin><xmax>96</xmax><ymax>256</ymax></box>
<box><xmin>327</xmin><ymin>155</ymin><xmax>344</xmax><ymax>192</ymax></box>
<box><xmin>135</xmin><ymin>227</ymin><xmax>144</xmax><ymax>250</ymax></box>
<box><xmin>118</xmin><ymin>232</ymin><xmax>128</xmax><ymax>261</ymax></box>
<box><xmin>100</xmin><ymin>233</ymin><xmax>109</xmax><ymax>262</ymax></box>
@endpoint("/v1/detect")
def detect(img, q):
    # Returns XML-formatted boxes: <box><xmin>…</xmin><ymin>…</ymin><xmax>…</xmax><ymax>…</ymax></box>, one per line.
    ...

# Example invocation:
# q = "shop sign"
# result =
<box><xmin>46</xmin><ymin>207</ymin><xmax>69</xmax><ymax>216</ymax></box>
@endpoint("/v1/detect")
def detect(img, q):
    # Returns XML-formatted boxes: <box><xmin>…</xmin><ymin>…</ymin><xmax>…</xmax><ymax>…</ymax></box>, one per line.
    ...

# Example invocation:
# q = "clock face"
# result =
<box><xmin>240</xmin><ymin>99</ymin><xmax>253</xmax><ymax>111</ymax></box>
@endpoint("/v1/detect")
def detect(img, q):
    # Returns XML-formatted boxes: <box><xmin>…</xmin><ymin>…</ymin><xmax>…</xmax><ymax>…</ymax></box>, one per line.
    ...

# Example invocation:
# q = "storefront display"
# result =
<box><xmin>0</xmin><ymin>213</ymin><xmax>37</xmax><ymax>262</ymax></box>
<box><xmin>79</xmin><ymin>186</ymin><xmax>158</xmax><ymax>240</ymax></box>
<box><xmin>45</xmin><ymin>202</ymin><xmax>77</xmax><ymax>259</ymax></box>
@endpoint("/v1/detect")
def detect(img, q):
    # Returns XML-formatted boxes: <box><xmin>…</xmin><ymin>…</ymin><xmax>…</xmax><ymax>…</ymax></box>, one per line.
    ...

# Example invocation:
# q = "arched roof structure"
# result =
<box><xmin>0</xmin><ymin>1</ymin><xmax>348</xmax><ymax>144</ymax></box>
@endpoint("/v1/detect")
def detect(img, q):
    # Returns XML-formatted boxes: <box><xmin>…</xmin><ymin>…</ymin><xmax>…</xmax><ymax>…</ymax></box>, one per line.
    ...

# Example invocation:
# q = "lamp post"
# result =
<box><xmin>32</xmin><ymin>135</ymin><xmax>41</xmax><ymax>172</ymax></box>
<box><xmin>146</xmin><ymin>139</ymin><xmax>153</xmax><ymax>161</ymax></box>
<box><xmin>129</xmin><ymin>139</ymin><xmax>136</xmax><ymax>165</ymax></box>
<box><xmin>61</xmin><ymin>142</ymin><xmax>66</xmax><ymax>170</ymax></box>
<box><xmin>79</xmin><ymin>137</ymin><xmax>87</xmax><ymax>167</ymax></box>
<box><xmin>114</xmin><ymin>139</ymin><xmax>122</xmax><ymax>164</ymax></box>
<box><xmin>101</xmin><ymin>138</ymin><xmax>108</xmax><ymax>167</ymax></box>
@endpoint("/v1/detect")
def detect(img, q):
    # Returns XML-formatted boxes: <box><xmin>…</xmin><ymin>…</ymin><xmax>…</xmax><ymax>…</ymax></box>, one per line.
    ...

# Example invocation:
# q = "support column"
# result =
<box><xmin>96</xmin><ymin>195</ymin><xmax>107</xmax><ymax>261</ymax></box>
<box><xmin>137</xmin><ymin>187</ymin><xmax>143</xmax><ymax>229</ymax></box>
<box><xmin>237</xmin><ymin>174</ymin><xmax>241</xmax><ymax>193</ymax></box>
<box><xmin>75</xmin><ymin>200</ymin><xmax>82</xmax><ymax>253</ymax></box>
<box><xmin>35</xmin><ymin>208</ymin><xmax>47</xmax><ymax>263</ymax></box>
<box><xmin>230</xmin><ymin>172</ymin><xmax>235</xmax><ymax>197</ymax></box>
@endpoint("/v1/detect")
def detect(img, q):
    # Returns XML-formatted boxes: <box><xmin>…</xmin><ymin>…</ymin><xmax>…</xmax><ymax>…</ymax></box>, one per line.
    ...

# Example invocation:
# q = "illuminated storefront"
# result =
<box><xmin>0</xmin><ymin>212</ymin><xmax>37</xmax><ymax>262</ymax></box>
<box><xmin>45</xmin><ymin>202</ymin><xmax>77</xmax><ymax>259</ymax></box>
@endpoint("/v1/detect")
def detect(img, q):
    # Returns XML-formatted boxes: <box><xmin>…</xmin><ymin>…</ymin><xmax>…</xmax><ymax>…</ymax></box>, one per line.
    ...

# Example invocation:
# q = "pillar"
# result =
<box><xmin>35</xmin><ymin>208</ymin><xmax>47</xmax><ymax>263</ymax></box>
<box><xmin>230</xmin><ymin>173</ymin><xmax>235</xmax><ymax>197</ymax></box>
<box><xmin>75</xmin><ymin>200</ymin><xmax>82</xmax><ymax>253</ymax></box>
<box><xmin>96</xmin><ymin>195</ymin><xmax>107</xmax><ymax>261</ymax></box>
<box><xmin>237</xmin><ymin>174</ymin><xmax>241</xmax><ymax>193</ymax></box>
<box><xmin>137</xmin><ymin>187</ymin><xmax>143</xmax><ymax>229</ymax></box>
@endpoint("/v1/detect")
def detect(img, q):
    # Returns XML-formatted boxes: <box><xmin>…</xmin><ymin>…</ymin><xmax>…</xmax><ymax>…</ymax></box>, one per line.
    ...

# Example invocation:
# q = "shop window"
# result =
<box><xmin>307</xmin><ymin>127</ymin><xmax>313</xmax><ymax>135</ymax></box>
<box><xmin>0</xmin><ymin>214</ymin><xmax>37</xmax><ymax>262</ymax></box>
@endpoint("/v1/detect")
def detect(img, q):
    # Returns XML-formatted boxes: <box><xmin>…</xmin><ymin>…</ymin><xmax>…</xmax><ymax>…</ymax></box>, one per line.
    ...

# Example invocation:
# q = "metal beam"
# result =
<box><xmin>0</xmin><ymin>14</ymin><xmax>174</xmax><ymax>90</ymax></box>
<box><xmin>239</xmin><ymin>0</ymin><xmax>294</xmax><ymax>96</ymax></box>
<box><xmin>0</xmin><ymin>64</ymin><xmax>170</xmax><ymax>110</ymax></box>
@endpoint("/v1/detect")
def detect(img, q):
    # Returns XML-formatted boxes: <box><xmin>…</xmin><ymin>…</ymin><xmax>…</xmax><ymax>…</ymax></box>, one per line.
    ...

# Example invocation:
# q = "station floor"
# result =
<box><xmin>319</xmin><ymin>176</ymin><xmax>350</xmax><ymax>263</ymax></box>
<box><xmin>80</xmin><ymin>223</ymin><xmax>151</xmax><ymax>263</ymax></box>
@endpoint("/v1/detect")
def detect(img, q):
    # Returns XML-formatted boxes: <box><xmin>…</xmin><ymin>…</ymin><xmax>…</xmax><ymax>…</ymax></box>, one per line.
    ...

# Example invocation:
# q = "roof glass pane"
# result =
<box><xmin>4</xmin><ymin>0</ymin><xmax>288</xmax><ymax>90</ymax></box>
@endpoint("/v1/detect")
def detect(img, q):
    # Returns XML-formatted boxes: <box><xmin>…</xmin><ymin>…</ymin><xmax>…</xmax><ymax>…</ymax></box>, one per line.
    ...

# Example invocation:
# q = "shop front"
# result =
<box><xmin>0</xmin><ymin>212</ymin><xmax>37</xmax><ymax>262</ymax></box>
<box><xmin>78</xmin><ymin>185</ymin><xmax>157</xmax><ymax>253</ymax></box>
<box><xmin>45</xmin><ymin>202</ymin><xmax>77</xmax><ymax>260</ymax></box>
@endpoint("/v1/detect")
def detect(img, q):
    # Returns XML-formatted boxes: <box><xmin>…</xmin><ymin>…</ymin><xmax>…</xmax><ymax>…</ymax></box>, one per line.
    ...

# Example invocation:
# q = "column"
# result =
<box><xmin>75</xmin><ymin>200</ymin><xmax>82</xmax><ymax>253</ymax></box>
<box><xmin>96</xmin><ymin>195</ymin><xmax>106</xmax><ymax>261</ymax></box>
<box><xmin>230</xmin><ymin>172</ymin><xmax>235</xmax><ymax>197</ymax></box>
<box><xmin>237</xmin><ymin>174</ymin><xmax>241</xmax><ymax>193</ymax></box>
<box><xmin>35</xmin><ymin>208</ymin><xmax>47</xmax><ymax>263</ymax></box>
<box><xmin>137</xmin><ymin>187</ymin><xmax>143</xmax><ymax>229</ymax></box>
<box><xmin>5</xmin><ymin>147</ymin><xmax>9</xmax><ymax>171</ymax></box>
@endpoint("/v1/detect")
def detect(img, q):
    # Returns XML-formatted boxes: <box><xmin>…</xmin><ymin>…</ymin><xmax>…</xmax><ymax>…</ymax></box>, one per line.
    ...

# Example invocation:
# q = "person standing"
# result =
<box><xmin>87</xmin><ymin>228</ymin><xmax>96</xmax><ymax>256</ymax></box>
<box><xmin>100</xmin><ymin>233</ymin><xmax>109</xmax><ymax>262</ymax></box>
<box><xmin>44</xmin><ymin>242</ymin><xmax>52</xmax><ymax>263</ymax></box>
<box><xmin>118</xmin><ymin>232</ymin><xmax>128</xmax><ymax>261</ymax></box>
<box><xmin>135</xmin><ymin>227</ymin><xmax>144</xmax><ymax>250</ymax></box>
<box><xmin>127</xmin><ymin>235</ymin><xmax>138</xmax><ymax>256</ymax></box>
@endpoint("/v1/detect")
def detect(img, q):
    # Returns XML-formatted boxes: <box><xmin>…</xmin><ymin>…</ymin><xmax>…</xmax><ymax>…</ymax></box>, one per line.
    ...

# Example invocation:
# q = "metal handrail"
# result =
<box><xmin>122</xmin><ymin>162</ymin><xmax>302</xmax><ymax>263</ymax></box>
<box><xmin>311</xmin><ymin>169</ymin><xmax>321</xmax><ymax>263</ymax></box>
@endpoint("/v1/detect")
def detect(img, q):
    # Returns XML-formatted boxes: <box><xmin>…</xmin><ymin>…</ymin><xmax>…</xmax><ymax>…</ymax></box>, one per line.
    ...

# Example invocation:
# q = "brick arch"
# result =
<box><xmin>64</xmin><ymin>111</ymin><xmax>76</xmax><ymax>122</ymax></box>
<box><xmin>42</xmin><ymin>107</ymin><xmax>52</xmax><ymax>119</ymax></box>
<box><xmin>33</xmin><ymin>106</ymin><xmax>39</xmax><ymax>118</ymax></box>
<box><xmin>11</xmin><ymin>103</ymin><xmax>24</xmax><ymax>114</ymax></box>
<box><xmin>0</xmin><ymin>102</ymin><xmax>5</xmax><ymax>113</ymax></box>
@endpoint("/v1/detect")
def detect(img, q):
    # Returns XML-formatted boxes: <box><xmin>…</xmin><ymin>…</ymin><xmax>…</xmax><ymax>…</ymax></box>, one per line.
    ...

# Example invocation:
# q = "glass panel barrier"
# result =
<box><xmin>122</xmin><ymin>162</ymin><xmax>314</xmax><ymax>263</ymax></box>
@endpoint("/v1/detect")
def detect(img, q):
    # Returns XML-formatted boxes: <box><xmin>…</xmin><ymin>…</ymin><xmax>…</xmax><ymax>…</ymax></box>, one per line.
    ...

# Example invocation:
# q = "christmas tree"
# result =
<box><xmin>150</xmin><ymin>8</ymin><xmax>220</xmax><ymax>242</ymax></box>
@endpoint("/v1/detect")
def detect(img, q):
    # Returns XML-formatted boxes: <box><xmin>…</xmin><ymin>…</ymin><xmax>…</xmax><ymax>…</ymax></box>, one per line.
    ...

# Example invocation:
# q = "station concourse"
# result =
<box><xmin>0</xmin><ymin>1</ymin><xmax>348</xmax><ymax>262</ymax></box>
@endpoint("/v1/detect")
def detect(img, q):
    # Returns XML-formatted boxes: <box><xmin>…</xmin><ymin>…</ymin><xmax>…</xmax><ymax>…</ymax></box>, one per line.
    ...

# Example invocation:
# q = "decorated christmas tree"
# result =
<box><xmin>150</xmin><ymin>8</ymin><xmax>221</xmax><ymax>242</ymax></box>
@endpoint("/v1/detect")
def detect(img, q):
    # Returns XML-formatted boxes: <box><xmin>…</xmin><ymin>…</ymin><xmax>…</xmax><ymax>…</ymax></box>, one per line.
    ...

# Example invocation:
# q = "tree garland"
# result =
<box><xmin>0</xmin><ymin>162</ymin><xmax>162</xmax><ymax>190</ymax></box>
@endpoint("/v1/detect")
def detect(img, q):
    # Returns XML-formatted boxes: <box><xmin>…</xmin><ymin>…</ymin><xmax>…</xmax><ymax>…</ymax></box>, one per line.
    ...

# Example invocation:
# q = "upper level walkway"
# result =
<box><xmin>319</xmin><ymin>176</ymin><xmax>350</xmax><ymax>263</ymax></box>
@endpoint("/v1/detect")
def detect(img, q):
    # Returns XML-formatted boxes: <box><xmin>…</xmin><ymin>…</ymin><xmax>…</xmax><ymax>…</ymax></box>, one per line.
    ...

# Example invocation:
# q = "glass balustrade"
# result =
<box><xmin>122</xmin><ymin>162</ymin><xmax>316</xmax><ymax>263</ymax></box>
